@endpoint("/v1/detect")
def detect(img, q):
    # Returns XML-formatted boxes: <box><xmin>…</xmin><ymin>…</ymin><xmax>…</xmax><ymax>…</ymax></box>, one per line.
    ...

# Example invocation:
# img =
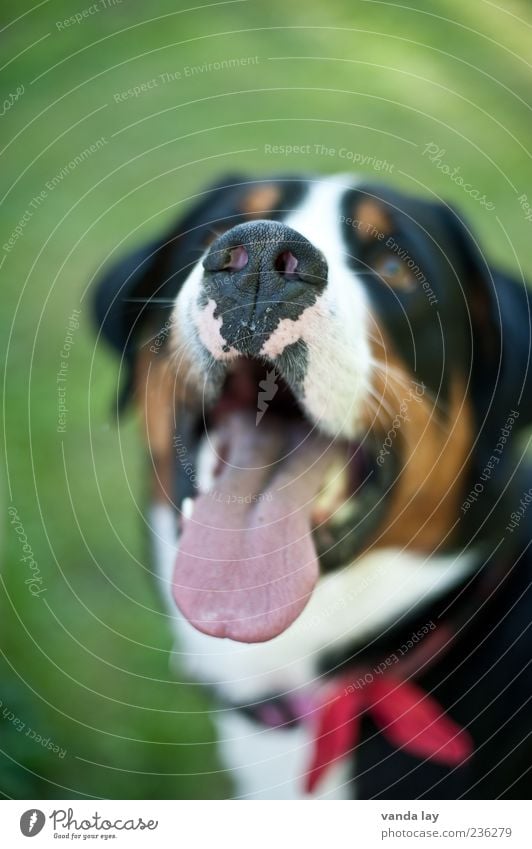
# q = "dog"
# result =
<box><xmin>93</xmin><ymin>174</ymin><xmax>532</xmax><ymax>799</ymax></box>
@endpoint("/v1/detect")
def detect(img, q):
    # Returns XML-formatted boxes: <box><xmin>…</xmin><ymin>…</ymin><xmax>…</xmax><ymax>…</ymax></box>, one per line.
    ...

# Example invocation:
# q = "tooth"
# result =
<box><xmin>196</xmin><ymin>432</ymin><xmax>221</xmax><ymax>493</ymax></box>
<box><xmin>181</xmin><ymin>497</ymin><xmax>195</xmax><ymax>520</ymax></box>
<box><xmin>314</xmin><ymin>461</ymin><xmax>346</xmax><ymax>512</ymax></box>
<box><xmin>331</xmin><ymin>500</ymin><xmax>360</xmax><ymax>525</ymax></box>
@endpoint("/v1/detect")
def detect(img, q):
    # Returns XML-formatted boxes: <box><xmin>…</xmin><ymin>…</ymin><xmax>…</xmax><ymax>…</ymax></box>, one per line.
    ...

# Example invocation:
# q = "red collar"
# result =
<box><xmin>303</xmin><ymin>551</ymin><xmax>512</xmax><ymax>793</ymax></box>
<box><xmin>245</xmin><ymin>623</ymin><xmax>473</xmax><ymax>794</ymax></box>
<box><xmin>305</xmin><ymin>671</ymin><xmax>473</xmax><ymax>794</ymax></box>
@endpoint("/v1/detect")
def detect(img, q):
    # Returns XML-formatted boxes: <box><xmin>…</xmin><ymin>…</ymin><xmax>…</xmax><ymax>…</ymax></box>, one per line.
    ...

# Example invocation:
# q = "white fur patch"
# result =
<box><xmin>259</xmin><ymin>296</ymin><xmax>328</xmax><ymax>358</ymax></box>
<box><xmin>194</xmin><ymin>298</ymin><xmax>238</xmax><ymax>361</ymax></box>
<box><xmin>213</xmin><ymin>708</ymin><xmax>352</xmax><ymax>799</ymax></box>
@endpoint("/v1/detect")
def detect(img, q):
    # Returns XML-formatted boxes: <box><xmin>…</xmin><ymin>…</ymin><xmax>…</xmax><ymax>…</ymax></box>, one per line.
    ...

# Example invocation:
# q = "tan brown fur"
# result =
<box><xmin>240</xmin><ymin>184</ymin><xmax>282</xmax><ymax>217</ymax></box>
<box><xmin>352</xmin><ymin>197</ymin><xmax>393</xmax><ymax>241</ymax></box>
<box><xmin>363</xmin><ymin>319</ymin><xmax>473</xmax><ymax>553</ymax></box>
<box><xmin>134</xmin><ymin>322</ymin><xmax>201</xmax><ymax>505</ymax></box>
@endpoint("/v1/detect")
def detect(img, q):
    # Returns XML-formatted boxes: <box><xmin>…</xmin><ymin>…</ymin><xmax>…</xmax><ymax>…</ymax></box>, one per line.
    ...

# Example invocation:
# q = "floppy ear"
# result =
<box><xmin>92</xmin><ymin>174</ymin><xmax>245</xmax><ymax>406</ymax></box>
<box><xmin>440</xmin><ymin>205</ymin><xmax>532</xmax><ymax>436</ymax></box>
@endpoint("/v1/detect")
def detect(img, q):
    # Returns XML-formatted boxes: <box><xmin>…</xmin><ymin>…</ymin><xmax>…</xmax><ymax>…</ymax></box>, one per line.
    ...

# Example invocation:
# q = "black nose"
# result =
<box><xmin>201</xmin><ymin>221</ymin><xmax>328</xmax><ymax>355</ymax></box>
<box><xmin>203</xmin><ymin>220</ymin><xmax>327</xmax><ymax>289</ymax></box>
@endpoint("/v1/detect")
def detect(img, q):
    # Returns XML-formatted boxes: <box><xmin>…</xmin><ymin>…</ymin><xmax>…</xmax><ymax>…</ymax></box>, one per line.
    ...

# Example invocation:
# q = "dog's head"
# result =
<box><xmin>94</xmin><ymin>175</ymin><xmax>532</xmax><ymax>643</ymax></box>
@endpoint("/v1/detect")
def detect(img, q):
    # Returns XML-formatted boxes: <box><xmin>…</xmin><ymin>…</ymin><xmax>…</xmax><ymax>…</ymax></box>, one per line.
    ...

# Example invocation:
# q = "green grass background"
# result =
<box><xmin>1</xmin><ymin>0</ymin><xmax>532</xmax><ymax>799</ymax></box>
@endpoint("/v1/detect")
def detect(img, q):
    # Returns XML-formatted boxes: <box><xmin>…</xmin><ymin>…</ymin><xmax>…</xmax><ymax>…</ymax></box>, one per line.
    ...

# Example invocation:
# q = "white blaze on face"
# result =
<box><xmin>281</xmin><ymin>176</ymin><xmax>372</xmax><ymax>439</ymax></box>
<box><xmin>170</xmin><ymin>257</ymin><xmax>204</xmax><ymax>359</ymax></box>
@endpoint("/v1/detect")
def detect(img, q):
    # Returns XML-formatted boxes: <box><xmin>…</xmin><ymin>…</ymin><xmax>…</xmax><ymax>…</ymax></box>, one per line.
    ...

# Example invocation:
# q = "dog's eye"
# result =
<box><xmin>372</xmin><ymin>250</ymin><xmax>417</xmax><ymax>291</ymax></box>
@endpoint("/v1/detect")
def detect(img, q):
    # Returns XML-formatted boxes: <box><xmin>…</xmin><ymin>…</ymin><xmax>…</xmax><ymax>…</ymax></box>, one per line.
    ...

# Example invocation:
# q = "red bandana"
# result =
<box><xmin>305</xmin><ymin>675</ymin><xmax>473</xmax><ymax>794</ymax></box>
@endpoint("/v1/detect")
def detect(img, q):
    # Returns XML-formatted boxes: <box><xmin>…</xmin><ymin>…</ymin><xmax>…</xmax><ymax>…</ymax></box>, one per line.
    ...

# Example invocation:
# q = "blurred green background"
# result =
<box><xmin>1</xmin><ymin>0</ymin><xmax>532</xmax><ymax>799</ymax></box>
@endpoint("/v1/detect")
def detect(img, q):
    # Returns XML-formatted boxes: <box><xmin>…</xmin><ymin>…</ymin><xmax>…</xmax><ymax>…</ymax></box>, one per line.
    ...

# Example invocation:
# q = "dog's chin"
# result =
<box><xmin>171</xmin><ymin>356</ymin><xmax>388</xmax><ymax>643</ymax></box>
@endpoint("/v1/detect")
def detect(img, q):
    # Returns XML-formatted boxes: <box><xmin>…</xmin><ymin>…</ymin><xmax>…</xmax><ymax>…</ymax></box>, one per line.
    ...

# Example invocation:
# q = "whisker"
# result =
<box><xmin>366</xmin><ymin>381</ymin><xmax>397</xmax><ymax>422</ymax></box>
<box><xmin>366</xmin><ymin>330</ymin><xmax>387</xmax><ymax>351</ymax></box>
<box><xmin>362</xmin><ymin>391</ymin><xmax>389</xmax><ymax>432</ymax></box>
<box><xmin>124</xmin><ymin>297</ymin><xmax>177</xmax><ymax>304</ymax></box>
<box><xmin>369</xmin><ymin>360</ymin><xmax>406</xmax><ymax>409</ymax></box>
<box><xmin>370</xmin><ymin>358</ymin><xmax>449</xmax><ymax>425</ymax></box>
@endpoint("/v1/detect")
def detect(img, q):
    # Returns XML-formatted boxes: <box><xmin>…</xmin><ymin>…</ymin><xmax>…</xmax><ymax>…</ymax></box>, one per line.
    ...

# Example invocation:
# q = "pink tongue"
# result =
<box><xmin>172</xmin><ymin>413</ymin><xmax>335</xmax><ymax>642</ymax></box>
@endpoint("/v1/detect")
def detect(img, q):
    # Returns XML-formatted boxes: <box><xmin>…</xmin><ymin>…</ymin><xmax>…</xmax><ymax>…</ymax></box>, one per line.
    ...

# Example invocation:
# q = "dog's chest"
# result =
<box><xmin>150</xmin><ymin>503</ymin><xmax>473</xmax><ymax>702</ymax></box>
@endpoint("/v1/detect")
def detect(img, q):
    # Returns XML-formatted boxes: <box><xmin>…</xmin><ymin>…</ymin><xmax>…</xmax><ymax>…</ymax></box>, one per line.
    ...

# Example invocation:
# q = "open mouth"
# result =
<box><xmin>172</xmin><ymin>357</ymin><xmax>388</xmax><ymax>643</ymax></box>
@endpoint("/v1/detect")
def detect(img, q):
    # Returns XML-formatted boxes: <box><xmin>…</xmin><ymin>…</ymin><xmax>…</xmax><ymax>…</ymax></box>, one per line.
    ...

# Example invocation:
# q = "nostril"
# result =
<box><xmin>223</xmin><ymin>245</ymin><xmax>248</xmax><ymax>271</ymax></box>
<box><xmin>275</xmin><ymin>250</ymin><xmax>299</xmax><ymax>277</ymax></box>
